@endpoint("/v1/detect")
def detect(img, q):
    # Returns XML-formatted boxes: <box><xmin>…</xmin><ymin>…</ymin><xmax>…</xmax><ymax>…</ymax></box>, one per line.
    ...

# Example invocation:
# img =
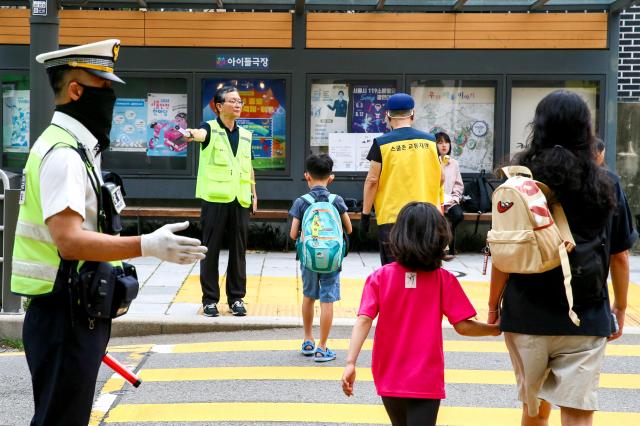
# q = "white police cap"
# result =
<box><xmin>36</xmin><ymin>39</ymin><xmax>124</xmax><ymax>84</ymax></box>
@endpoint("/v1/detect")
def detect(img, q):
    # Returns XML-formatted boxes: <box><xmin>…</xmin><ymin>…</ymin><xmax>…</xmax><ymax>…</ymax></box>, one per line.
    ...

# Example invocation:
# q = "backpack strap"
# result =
<box><xmin>328</xmin><ymin>194</ymin><xmax>337</xmax><ymax>204</ymax></box>
<box><xmin>559</xmin><ymin>242</ymin><xmax>581</xmax><ymax>327</ymax></box>
<box><xmin>301</xmin><ymin>194</ymin><xmax>316</xmax><ymax>205</ymax></box>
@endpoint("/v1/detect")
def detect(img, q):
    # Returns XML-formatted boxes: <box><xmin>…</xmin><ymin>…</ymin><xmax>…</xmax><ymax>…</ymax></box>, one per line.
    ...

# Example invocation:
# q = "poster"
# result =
<box><xmin>310</xmin><ymin>83</ymin><xmax>348</xmax><ymax>147</ymax></box>
<box><xmin>147</xmin><ymin>93</ymin><xmax>189</xmax><ymax>157</ymax></box>
<box><xmin>202</xmin><ymin>79</ymin><xmax>286</xmax><ymax>170</ymax></box>
<box><xmin>412</xmin><ymin>86</ymin><xmax>495</xmax><ymax>173</ymax></box>
<box><xmin>352</xmin><ymin>85</ymin><xmax>395</xmax><ymax>134</ymax></box>
<box><xmin>329</xmin><ymin>132</ymin><xmax>381</xmax><ymax>172</ymax></box>
<box><xmin>2</xmin><ymin>89</ymin><xmax>30</xmax><ymax>153</ymax></box>
<box><xmin>510</xmin><ymin>87</ymin><xmax>598</xmax><ymax>158</ymax></box>
<box><xmin>109</xmin><ymin>98</ymin><xmax>147</xmax><ymax>152</ymax></box>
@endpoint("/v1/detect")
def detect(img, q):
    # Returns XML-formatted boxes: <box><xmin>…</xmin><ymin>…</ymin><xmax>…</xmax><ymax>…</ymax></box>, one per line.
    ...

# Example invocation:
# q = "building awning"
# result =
<box><xmin>2</xmin><ymin>0</ymin><xmax>638</xmax><ymax>13</ymax></box>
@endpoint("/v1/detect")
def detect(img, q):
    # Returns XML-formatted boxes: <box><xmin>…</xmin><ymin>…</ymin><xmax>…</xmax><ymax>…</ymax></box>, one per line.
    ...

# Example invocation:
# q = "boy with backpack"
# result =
<box><xmin>289</xmin><ymin>154</ymin><xmax>352</xmax><ymax>362</ymax></box>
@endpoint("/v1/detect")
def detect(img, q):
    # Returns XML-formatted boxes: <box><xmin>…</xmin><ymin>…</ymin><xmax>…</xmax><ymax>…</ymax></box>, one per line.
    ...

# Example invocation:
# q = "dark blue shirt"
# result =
<box><xmin>288</xmin><ymin>186</ymin><xmax>348</xmax><ymax>221</ymax></box>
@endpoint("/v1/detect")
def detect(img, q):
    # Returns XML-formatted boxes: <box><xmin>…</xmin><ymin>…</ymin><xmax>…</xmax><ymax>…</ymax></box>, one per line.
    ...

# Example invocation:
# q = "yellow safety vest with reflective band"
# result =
<box><xmin>195</xmin><ymin>120</ymin><xmax>253</xmax><ymax>207</ymax></box>
<box><xmin>11</xmin><ymin>124</ymin><xmax>121</xmax><ymax>296</ymax></box>
<box><xmin>374</xmin><ymin>127</ymin><xmax>442</xmax><ymax>225</ymax></box>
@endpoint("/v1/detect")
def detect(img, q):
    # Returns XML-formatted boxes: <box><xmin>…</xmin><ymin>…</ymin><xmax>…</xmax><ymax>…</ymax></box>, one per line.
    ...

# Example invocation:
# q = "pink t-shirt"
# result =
<box><xmin>358</xmin><ymin>262</ymin><xmax>477</xmax><ymax>399</ymax></box>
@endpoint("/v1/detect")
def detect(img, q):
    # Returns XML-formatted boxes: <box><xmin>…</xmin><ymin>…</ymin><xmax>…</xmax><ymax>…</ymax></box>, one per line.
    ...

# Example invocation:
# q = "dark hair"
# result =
<box><xmin>514</xmin><ymin>90</ymin><xmax>615</xmax><ymax>219</ymax></box>
<box><xmin>389</xmin><ymin>202</ymin><xmax>450</xmax><ymax>271</ymax></box>
<box><xmin>175</xmin><ymin>112</ymin><xmax>187</xmax><ymax>120</ymax></box>
<box><xmin>305</xmin><ymin>154</ymin><xmax>333</xmax><ymax>179</ymax></box>
<box><xmin>214</xmin><ymin>86</ymin><xmax>239</xmax><ymax>114</ymax></box>
<box><xmin>46</xmin><ymin>67</ymin><xmax>69</xmax><ymax>97</ymax></box>
<box><xmin>434</xmin><ymin>132</ymin><xmax>452</xmax><ymax>155</ymax></box>
<box><xmin>338</xmin><ymin>90</ymin><xmax>344</xmax><ymax>96</ymax></box>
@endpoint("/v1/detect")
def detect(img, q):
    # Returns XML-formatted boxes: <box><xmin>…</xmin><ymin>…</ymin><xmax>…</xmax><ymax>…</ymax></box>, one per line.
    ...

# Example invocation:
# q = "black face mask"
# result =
<box><xmin>56</xmin><ymin>84</ymin><xmax>117</xmax><ymax>153</ymax></box>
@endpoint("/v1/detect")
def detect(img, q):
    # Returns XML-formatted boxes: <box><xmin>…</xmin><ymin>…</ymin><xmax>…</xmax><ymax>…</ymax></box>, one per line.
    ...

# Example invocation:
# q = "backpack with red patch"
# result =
<box><xmin>486</xmin><ymin>166</ymin><xmax>580</xmax><ymax>326</ymax></box>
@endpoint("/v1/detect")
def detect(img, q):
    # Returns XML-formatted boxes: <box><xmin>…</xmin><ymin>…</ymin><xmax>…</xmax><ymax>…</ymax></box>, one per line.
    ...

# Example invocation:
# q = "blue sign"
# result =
<box><xmin>215</xmin><ymin>55</ymin><xmax>270</xmax><ymax>70</ymax></box>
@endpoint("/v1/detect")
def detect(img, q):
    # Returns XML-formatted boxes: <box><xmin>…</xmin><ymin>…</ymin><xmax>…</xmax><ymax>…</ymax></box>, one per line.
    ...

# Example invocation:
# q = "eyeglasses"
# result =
<box><xmin>224</xmin><ymin>99</ymin><xmax>244</xmax><ymax>106</ymax></box>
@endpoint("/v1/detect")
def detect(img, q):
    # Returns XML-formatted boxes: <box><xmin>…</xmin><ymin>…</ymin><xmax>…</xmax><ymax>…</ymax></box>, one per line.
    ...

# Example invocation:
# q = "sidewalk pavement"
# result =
<box><xmin>1</xmin><ymin>251</ymin><xmax>639</xmax><ymax>339</ymax></box>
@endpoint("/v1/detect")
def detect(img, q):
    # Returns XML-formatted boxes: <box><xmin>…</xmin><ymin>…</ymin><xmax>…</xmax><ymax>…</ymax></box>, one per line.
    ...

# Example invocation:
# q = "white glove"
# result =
<box><xmin>141</xmin><ymin>221</ymin><xmax>207</xmax><ymax>264</ymax></box>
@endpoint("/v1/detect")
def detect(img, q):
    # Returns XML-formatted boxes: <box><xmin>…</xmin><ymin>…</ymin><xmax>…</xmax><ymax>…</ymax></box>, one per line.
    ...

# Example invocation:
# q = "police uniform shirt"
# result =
<box><xmin>39</xmin><ymin>111</ymin><xmax>102</xmax><ymax>231</ymax></box>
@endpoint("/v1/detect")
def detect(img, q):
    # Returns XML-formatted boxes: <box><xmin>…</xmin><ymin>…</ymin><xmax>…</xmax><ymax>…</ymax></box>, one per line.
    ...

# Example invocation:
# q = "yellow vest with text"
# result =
<box><xmin>374</xmin><ymin>127</ymin><xmax>442</xmax><ymax>225</ymax></box>
<box><xmin>196</xmin><ymin>120</ymin><xmax>253</xmax><ymax>207</ymax></box>
<box><xmin>11</xmin><ymin>125</ymin><xmax>121</xmax><ymax>296</ymax></box>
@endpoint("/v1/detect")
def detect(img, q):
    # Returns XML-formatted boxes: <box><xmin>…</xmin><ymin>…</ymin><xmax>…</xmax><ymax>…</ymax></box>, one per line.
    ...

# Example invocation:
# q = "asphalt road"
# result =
<box><xmin>1</xmin><ymin>327</ymin><xmax>639</xmax><ymax>425</ymax></box>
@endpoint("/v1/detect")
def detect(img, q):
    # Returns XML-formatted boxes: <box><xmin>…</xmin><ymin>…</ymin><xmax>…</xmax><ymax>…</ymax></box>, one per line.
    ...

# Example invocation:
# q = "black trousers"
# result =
<box><xmin>23</xmin><ymin>288</ymin><xmax>111</xmax><ymax>426</ymax></box>
<box><xmin>445</xmin><ymin>204</ymin><xmax>464</xmax><ymax>254</ymax></box>
<box><xmin>381</xmin><ymin>397</ymin><xmax>441</xmax><ymax>426</ymax></box>
<box><xmin>200</xmin><ymin>199</ymin><xmax>249</xmax><ymax>305</ymax></box>
<box><xmin>378</xmin><ymin>223</ymin><xmax>395</xmax><ymax>266</ymax></box>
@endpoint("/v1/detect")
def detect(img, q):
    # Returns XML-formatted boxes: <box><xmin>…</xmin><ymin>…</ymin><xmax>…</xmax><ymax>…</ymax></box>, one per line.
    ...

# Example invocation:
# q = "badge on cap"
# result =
<box><xmin>35</xmin><ymin>39</ymin><xmax>125</xmax><ymax>84</ymax></box>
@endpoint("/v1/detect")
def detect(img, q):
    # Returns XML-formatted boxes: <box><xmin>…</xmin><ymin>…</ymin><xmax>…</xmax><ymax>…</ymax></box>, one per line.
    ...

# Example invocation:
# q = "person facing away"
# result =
<box><xmin>361</xmin><ymin>92</ymin><xmax>443</xmax><ymax>266</ymax></box>
<box><xmin>289</xmin><ymin>154</ymin><xmax>353</xmax><ymax>362</ymax></box>
<box><xmin>12</xmin><ymin>39</ymin><xmax>206</xmax><ymax>426</ymax></box>
<box><xmin>186</xmin><ymin>86</ymin><xmax>258</xmax><ymax>318</ymax></box>
<box><xmin>488</xmin><ymin>90</ymin><xmax>637</xmax><ymax>426</ymax></box>
<box><xmin>435</xmin><ymin>132</ymin><xmax>464</xmax><ymax>257</ymax></box>
<box><xmin>342</xmin><ymin>202</ymin><xmax>499</xmax><ymax>426</ymax></box>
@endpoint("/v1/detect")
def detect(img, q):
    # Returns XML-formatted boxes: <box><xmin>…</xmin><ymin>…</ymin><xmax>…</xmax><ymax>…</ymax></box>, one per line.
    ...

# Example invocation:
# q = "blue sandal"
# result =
<box><xmin>314</xmin><ymin>347</ymin><xmax>336</xmax><ymax>362</ymax></box>
<box><xmin>301</xmin><ymin>340</ymin><xmax>315</xmax><ymax>356</ymax></box>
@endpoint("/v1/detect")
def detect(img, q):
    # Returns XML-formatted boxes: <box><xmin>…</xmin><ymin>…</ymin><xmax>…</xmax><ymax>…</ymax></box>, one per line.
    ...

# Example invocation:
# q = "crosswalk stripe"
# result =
<box><xmin>147</xmin><ymin>339</ymin><xmax>640</xmax><ymax>357</ymax></box>
<box><xmin>103</xmin><ymin>402</ymin><xmax>640</xmax><ymax>424</ymax></box>
<box><xmin>130</xmin><ymin>366</ymin><xmax>640</xmax><ymax>390</ymax></box>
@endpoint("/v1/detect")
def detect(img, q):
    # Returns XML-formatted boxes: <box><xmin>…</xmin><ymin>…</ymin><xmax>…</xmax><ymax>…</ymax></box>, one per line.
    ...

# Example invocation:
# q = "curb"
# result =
<box><xmin>3</xmin><ymin>313</ymin><xmax>640</xmax><ymax>340</ymax></box>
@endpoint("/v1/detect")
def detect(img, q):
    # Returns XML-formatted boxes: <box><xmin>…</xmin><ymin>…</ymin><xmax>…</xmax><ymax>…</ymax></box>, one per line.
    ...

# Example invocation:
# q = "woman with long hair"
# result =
<box><xmin>488</xmin><ymin>90</ymin><xmax>637</xmax><ymax>426</ymax></box>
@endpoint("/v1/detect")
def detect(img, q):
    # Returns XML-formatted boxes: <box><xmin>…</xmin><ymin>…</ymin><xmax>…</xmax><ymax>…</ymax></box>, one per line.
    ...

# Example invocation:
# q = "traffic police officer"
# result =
<box><xmin>12</xmin><ymin>39</ymin><xmax>207</xmax><ymax>426</ymax></box>
<box><xmin>186</xmin><ymin>86</ymin><xmax>257</xmax><ymax>317</ymax></box>
<box><xmin>360</xmin><ymin>93</ymin><xmax>443</xmax><ymax>265</ymax></box>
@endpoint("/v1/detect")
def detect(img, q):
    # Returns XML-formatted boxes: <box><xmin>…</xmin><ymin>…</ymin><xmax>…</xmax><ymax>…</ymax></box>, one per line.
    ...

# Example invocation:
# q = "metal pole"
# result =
<box><xmin>0</xmin><ymin>169</ymin><xmax>20</xmax><ymax>313</ymax></box>
<box><xmin>29</xmin><ymin>0</ymin><xmax>59</xmax><ymax>145</ymax></box>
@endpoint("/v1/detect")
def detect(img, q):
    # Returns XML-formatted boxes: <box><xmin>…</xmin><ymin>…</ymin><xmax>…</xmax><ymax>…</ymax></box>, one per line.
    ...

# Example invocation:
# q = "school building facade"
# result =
<box><xmin>0</xmin><ymin>1</ymin><xmax>637</xmax><ymax>232</ymax></box>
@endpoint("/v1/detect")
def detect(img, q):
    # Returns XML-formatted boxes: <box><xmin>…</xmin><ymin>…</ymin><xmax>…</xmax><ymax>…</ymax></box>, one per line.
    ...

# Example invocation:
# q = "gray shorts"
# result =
<box><xmin>504</xmin><ymin>332</ymin><xmax>607</xmax><ymax>417</ymax></box>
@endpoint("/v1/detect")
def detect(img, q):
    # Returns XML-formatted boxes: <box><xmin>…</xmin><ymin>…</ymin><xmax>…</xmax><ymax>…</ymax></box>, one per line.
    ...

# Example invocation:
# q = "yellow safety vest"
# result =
<box><xmin>374</xmin><ymin>128</ymin><xmax>442</xmax><ymax>225</ymax></box>
<box><xmin>195</xmin><ymin>120</ymin><xmax>253</xmax><ymax>207</ymax></box>
<box><xmin>11</xmin><ymin>124</ymin><xmax>120</xmax><ymax>296</ymax></box>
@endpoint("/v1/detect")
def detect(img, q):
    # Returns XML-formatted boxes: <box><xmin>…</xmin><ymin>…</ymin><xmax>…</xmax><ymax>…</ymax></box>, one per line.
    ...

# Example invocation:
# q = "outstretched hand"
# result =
<box><xmin>141</xmin><ymin>221</ymin><xmax>207</xmax><ymax>264</ymax></box>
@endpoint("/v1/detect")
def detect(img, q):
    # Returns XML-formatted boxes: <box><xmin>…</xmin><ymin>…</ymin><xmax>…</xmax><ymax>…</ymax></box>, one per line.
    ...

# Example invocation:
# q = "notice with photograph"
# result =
<box><xmin>412</xmin><ymin>86</ymin><xmax>495</xmax><ymax>173</ymax></box>
<box><xmin>329</xmin><ymin>132</ymin><xmax>381</xmax><ymax>172</ymax></box>
<box><xmin>310</xmin><ymin>83</ymin><xmax>348</xmax><ymax>147</ymax></box>
<box><xmin>147</xmin><ymin>93</ymin><xmax>188</xmax><ymax>157</ymax></box>
<box><xmin>110</xmin><ymin>98</ymin><xmax>147</xmax><ymax>152</ymax></box>
<box><xmin>2</xmin><ymin>89</ymin><xmax>30</xmax><ymax>153</ymax></box>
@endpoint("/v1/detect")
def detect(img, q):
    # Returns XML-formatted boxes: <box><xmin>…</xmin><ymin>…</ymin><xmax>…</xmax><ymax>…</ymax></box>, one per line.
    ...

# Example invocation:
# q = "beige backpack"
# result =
<box><xmin>486</xmin><ymin>166</ymin><xmax>580</xmax><ymax>326</ymax></box>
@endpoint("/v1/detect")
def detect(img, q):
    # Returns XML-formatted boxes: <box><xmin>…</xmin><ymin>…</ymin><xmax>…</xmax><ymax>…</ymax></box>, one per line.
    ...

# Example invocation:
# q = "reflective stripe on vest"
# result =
<box><xmin>11</xmin><ymin>125</ymin><xmax>78</xmax><ymax>296</ymax></box>
<box><xmin>195</xmin><ymin>120</ymin><xmax>253</xmax><ymax>207</ymax></box>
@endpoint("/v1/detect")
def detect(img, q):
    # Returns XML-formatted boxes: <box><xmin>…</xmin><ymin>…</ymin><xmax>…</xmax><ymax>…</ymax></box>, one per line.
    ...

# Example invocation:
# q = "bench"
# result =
<box><xmin>122</xmin><ymin>206</ymin><xmax>490</xmax><ymax>234</ymax></box>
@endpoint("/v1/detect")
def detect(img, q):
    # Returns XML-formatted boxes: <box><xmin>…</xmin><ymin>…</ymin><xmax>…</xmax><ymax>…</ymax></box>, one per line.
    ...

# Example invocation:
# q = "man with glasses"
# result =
<box><xmin>187</xmin><ymin>86</ymin><xmax>257</xmax><ymax>317</ymax></box>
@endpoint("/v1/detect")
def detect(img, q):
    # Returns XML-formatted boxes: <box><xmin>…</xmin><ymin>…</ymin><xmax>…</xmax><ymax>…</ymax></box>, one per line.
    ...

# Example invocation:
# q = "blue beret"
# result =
<box><xmin>387</xmin><ymin>93</ymin><xmax>414</xmax><ymax>111</ymax></box>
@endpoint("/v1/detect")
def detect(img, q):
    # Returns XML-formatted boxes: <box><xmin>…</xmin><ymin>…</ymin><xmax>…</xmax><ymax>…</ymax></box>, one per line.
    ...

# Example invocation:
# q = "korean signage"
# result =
<box><xmin>215</xmin><ymin>55</ymin><xmax>270</xmax><ymax>70</ymax></box>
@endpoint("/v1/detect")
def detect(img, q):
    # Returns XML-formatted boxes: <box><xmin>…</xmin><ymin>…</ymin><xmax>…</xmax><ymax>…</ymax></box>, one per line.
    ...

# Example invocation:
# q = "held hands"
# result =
<box><xmin>141</xmin><ymin>221</ymin><xmax>207</xmax><ymax>264</ymax></box>
<box><xmin>341</xmin><ymin>364</ymin><xmax>356</xmax><ymax>397</ymax></box>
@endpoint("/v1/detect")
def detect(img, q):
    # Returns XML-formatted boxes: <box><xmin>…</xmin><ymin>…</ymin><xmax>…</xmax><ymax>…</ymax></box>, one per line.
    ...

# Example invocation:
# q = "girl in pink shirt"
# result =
<box><xmin>341</xmin><ymin>202</ymin><xmax>500</xmax><ymax>426</ymax></box>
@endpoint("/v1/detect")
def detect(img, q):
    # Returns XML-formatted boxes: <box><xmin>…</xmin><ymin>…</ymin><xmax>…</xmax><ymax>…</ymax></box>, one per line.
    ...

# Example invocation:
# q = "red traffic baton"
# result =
<box><xmin>102</xmin><ymin>353</ymin><xmax>142</xmax><ymax>388</ymax></box>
